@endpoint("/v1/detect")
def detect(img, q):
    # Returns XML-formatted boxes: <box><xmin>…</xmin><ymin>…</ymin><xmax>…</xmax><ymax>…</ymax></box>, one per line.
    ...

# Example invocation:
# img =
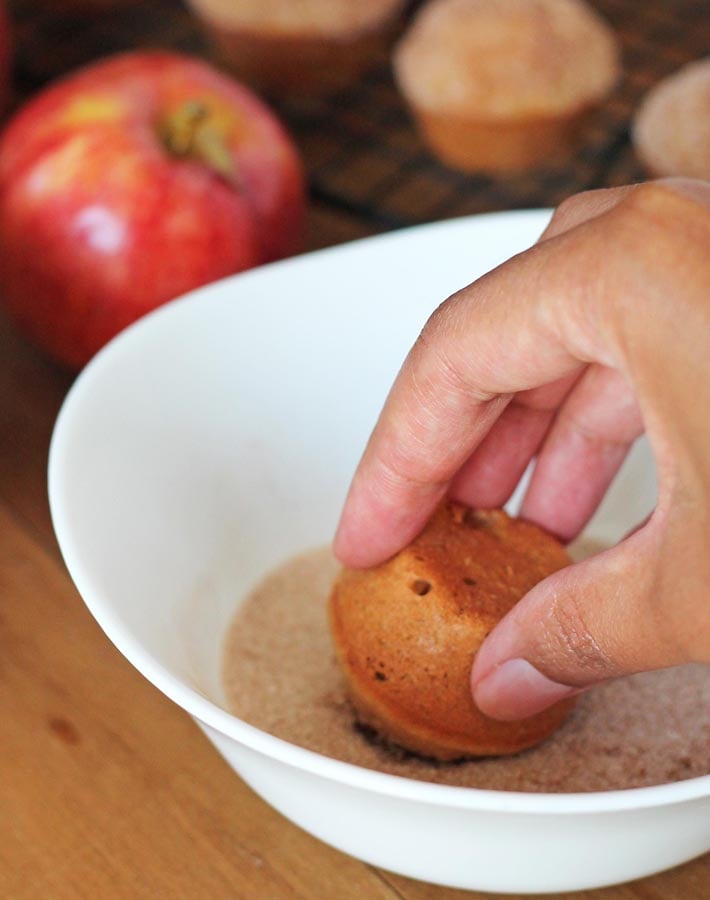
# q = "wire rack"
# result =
<box><xmin>11</xmin><ymin>0</ymin><xmax>709</xmax><ymax>231</ymax></box>
<box><xmin>293</xmin><ymin>0</ymin><xmax>709</xmax><ymax>227</ymax></box>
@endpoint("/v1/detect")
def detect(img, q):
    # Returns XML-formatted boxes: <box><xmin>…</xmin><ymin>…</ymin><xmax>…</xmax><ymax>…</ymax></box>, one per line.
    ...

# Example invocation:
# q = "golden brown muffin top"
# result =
<box><xmin>394</xmin><ymin>0</ymin><xmax>620</xmax><ymax>117</ymax></box>
<box><xmin>329</xmin><ymin>504</ymin><xmax>573</xmax><ymax>758</ymax></box>
<box><xmin>192</xmin><ymin>0</ymin><xmax>405</xmax><ymax>36</ymax></box>
<box><xmin>633</xmin><ymin>57</ymin><xmax>710</xmax><ymax>180</ymax></box>
<box><xmin>382</xmin><ymin>503</ymin><xmax>570</xmax><ymax>622</ymax></box>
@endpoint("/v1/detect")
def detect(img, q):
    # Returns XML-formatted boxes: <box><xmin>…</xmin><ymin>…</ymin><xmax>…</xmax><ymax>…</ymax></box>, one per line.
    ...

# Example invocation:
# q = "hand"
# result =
<box><xmin>334</xmin><ymin>178</ymin><xmax>710</xmax><ymax>721</ymax></box>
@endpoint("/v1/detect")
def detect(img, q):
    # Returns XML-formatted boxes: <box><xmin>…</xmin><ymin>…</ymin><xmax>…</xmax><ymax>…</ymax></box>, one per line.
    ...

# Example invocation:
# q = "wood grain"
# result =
<box><xmin>0</xmin><ymin>482</ymin><xmax>398</xmax><ymax>900</ymax></box>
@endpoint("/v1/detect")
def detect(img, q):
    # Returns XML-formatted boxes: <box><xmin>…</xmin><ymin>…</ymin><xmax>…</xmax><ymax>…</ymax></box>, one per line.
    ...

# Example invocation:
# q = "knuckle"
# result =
<box><xmin>620</xmin><ymin>179</ymin><xmax>677</xmax><ymax>223</ymax></box>
<box><xmin>545</xmin><ymin>590</ymin><xmax>617</xmax><ymax>678</ymax></box>
<box><xmin>544</xmin><ymin>186</ymin><xmax>629</xmax><ymax>239</ymax></box>
<box><xmin>417</xmin><ymin>297</ymin><xmax>498</xmax><ymax>404</ymax></box>
<box><xmin>605</xmin><ymin>179</ymin><xmax>710</xmax><ymax>323</ymax></box>
<box><xmin>542</xmin><ymin>193</ymin><xmax>591</xmax><ymax>239</ymax></box>
<box><xmin>371</xmin><ymin>449</ymin><xmax>449</xmax><ymax>511</ymax></box>
<box><xmin>616</xmin><ymin>178</ymin><xmax>710</xmax><ymax>241</ymax></box>
<box><xmin>374</xmin><ymin>455</ymin><xmax>422</xmax><ymax>497</ymax></box>
<box><xmin>416</xmin><ymin>310</ymin><xmax>469</xmax><ymax>396</ymax></box>
<box><xmin>419</xmin><ymin>295</ymin><xmax>460</xmax><ymax>353</ymax></box>
<box><xmin>552</xmin><ymin>191</ymin><xmax>589</xmax><ymax>225</ymax></box>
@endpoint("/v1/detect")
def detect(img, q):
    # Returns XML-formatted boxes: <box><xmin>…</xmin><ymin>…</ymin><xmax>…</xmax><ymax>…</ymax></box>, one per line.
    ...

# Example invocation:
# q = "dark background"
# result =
<box><xmin>9</xmin><ymin>0</ymin><xmax>710</xmax><ymax>238</ymax></box>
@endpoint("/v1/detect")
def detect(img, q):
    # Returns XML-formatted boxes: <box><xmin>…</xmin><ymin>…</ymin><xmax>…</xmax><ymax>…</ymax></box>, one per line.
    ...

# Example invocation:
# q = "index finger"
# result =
<box><xmin>333</xmin><ymin>206</ymin><xmax>625</xmax><ymax>568</ymax></box>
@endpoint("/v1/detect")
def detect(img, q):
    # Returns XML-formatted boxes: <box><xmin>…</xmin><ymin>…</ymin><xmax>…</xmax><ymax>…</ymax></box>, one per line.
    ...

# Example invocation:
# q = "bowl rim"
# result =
<box><xmin>49</xmin><ymin>210</ymin><xmax>710</xmax><ymax>816</ymax></box>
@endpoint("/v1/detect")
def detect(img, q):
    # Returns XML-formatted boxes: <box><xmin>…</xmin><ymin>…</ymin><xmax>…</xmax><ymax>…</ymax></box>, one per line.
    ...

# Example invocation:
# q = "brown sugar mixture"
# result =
<box><xmin>222</xmin><ymin>545</ymin><xmax>710</xmax><ymax>793</ymax></box>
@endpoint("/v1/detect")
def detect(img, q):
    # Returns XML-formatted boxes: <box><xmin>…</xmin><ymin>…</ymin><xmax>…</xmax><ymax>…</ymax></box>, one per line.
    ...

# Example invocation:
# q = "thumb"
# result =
<box><xmin>470</xmin><ymin>524</ymin><xmax>679</xmax><ymax>721</ymax></box>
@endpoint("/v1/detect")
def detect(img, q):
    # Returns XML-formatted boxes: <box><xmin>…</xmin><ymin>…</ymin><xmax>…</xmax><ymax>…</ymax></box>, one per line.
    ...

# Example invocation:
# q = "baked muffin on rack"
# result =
<box><xmin>186</xmin><ymin>0</ymin><xmax>407</xmax><ymax>96</ymax></box>
<box><xmin>633</xmin><ymin>57</ymin><xmax>710</xmax><ymax>180</ymax></box>
<box><xmin>394</xmin><ymin>0</ymin><xmax>620</xmax><ymax>173</ymax></box>
<box><xmin>329</xmin><ymin>503</ymin><xmax>575</xmax><ymax>760</ymax></box>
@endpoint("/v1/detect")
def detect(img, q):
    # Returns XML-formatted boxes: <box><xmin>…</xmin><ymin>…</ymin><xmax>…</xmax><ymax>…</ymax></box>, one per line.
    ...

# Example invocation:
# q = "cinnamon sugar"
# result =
<box><xmin>222</xmin><ymin>545</ymin><xmax>710</xmax><ymax>793</ymax></box>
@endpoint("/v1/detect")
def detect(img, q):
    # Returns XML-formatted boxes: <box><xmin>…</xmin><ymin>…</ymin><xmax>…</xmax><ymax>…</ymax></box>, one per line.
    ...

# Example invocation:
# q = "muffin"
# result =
<box><xmin>393</xmin><ymin>0</ymin><xmax>620</xmax><ymax>173</ymax></box>
<box><xmin>329</xmin><ymin>503</ymin><xmax>575</xmax><ymax>760</ymax></box>
<box><xmin>186</xmin><ymin>0</ymin><xmax>406</xmax><ymax>96</ymax></box>
<box><xmin>632</xmin><ymin>58</ymin><xmax>710</xmax><ymax>180</ymax></box>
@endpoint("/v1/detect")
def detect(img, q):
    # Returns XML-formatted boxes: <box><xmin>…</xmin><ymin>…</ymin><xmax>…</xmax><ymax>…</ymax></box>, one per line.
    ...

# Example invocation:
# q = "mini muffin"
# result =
<box><xmin>186</xmin><ymin>0</ymin><xmax>406</xmax><ymax>96</ymax></box>
<box><xmin>632</xmin><ymin>58</ymin><xmax>710</xmax><ymax>180</ymax></box>
<box><xmin>329</xmin><ymin>503</ymin><xmax>574</xmax><ymax>760</ymax></box>
<box><xmin>393</xmin><ymin>0</ymin><xmax>620</xmax><ymax>173</ymax></box>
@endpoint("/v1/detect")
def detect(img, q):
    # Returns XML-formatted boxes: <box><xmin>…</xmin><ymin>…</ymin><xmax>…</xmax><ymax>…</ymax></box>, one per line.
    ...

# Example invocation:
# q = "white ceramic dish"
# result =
<box><xmin>49</xmin><ymin>210</ymin><xmax>710</xmax><ymax>894</ymax></box>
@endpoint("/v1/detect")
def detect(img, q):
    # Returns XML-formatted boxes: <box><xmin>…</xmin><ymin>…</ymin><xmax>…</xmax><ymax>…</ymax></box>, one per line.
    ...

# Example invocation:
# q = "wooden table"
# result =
<box><xmin>1</xmin><ymin>2</ymin><xmax>708</xmax><ymax>897</ymax></box>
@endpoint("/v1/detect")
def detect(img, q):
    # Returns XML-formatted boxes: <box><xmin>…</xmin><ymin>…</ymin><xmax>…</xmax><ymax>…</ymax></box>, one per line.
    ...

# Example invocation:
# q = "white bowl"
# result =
<box><xmin>49</xmin><ymin>210</ymin><xmax>710</xmax><ymax>895</ymax></box>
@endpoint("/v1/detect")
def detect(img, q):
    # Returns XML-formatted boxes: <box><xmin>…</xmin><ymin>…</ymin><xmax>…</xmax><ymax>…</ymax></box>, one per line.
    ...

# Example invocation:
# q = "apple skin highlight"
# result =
<box><xmin>0</xmin><ymin>51</ymin><xmax>305</xmax><ymax>368</ymax></box>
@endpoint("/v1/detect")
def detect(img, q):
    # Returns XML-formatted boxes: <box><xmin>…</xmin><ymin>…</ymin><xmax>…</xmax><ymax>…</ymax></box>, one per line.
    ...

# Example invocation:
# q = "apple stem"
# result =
<box><xmin>158</xmin><ymin>100</ymin><xmax>240</xmax><ymax>188</ymax></box>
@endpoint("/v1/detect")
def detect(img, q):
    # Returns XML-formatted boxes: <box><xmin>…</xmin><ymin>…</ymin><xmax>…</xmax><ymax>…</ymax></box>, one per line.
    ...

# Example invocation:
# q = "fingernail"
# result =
<box><xmin>472</xmin><ymin>658</ymin><xmax>577</xmax><ymax>721</ymax></box>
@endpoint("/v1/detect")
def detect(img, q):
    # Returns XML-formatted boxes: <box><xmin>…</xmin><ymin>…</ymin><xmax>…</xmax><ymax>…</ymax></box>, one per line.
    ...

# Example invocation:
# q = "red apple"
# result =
<box><xmin>0</xmin><ymin>51</ymin><xmax>305</xmax><ymax>368</ymax></box>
